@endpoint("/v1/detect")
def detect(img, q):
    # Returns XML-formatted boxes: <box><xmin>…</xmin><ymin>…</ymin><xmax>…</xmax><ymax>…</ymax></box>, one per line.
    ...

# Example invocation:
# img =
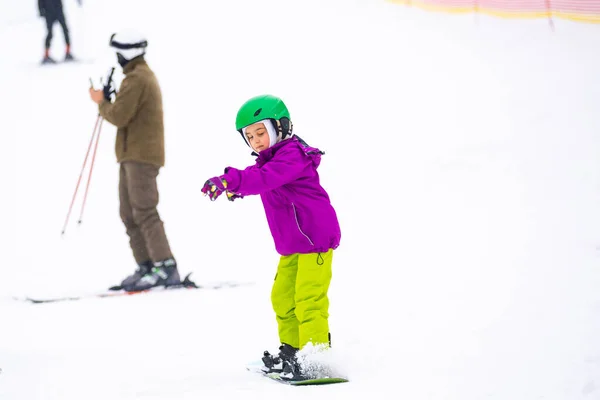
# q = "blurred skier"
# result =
<box><xmin>38</xmin><ymin>0</ymin><xmax>81</xmax><ymax>64</ymax></box>
<box><xmin>88</xmin><ymin>31</ymin><xmax>180</xmax><ymax>292</ymax></box>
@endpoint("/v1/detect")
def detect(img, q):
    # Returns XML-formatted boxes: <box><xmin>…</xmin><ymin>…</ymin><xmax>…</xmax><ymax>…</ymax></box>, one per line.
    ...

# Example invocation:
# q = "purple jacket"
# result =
<box><xmin>222</xmin><ymin>136</ymin><xmax>341</xmax><ymax>256</ymax></box>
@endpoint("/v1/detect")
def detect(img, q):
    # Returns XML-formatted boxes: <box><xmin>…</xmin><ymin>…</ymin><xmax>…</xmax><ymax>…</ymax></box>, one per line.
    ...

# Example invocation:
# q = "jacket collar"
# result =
<box><xmin>255</xmin><ymin>137</ymin><xmax>297</xmax><ymax>163</ymax></box>
<box><xmin>123</xmin><ymin>56</ymin><xmax>146</xmax><ymax>74</ymax></box>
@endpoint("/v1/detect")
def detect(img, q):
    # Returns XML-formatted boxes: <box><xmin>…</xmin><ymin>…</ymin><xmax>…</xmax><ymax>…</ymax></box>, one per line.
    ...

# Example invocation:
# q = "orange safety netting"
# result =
<box><xmin>390</xmin><ymin>0</ymin><xmax>600</xmax><ymax>23</ymax></box>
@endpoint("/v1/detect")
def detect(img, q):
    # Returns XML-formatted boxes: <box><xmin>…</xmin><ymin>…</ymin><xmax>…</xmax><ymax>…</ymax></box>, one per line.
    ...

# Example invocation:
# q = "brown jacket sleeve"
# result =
<box><xmin>99</xmin><ymin>74</ymin><xmax>144</xmax><ymax>128</ymax></box>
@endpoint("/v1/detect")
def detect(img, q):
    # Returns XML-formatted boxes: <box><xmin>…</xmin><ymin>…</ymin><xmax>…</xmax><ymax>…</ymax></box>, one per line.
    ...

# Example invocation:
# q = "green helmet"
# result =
<box><xmin>235</xmin><ymin>95</ymin><xmax>291</xmax><ymax>131</ymax></box>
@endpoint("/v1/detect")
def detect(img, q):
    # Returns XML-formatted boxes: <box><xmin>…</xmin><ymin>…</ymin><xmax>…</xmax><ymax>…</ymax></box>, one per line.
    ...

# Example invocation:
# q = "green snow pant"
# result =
<box><xmin>271</xmin><ymin>250</ymin><xmax>333</xmax><ymax>349</ymax></box>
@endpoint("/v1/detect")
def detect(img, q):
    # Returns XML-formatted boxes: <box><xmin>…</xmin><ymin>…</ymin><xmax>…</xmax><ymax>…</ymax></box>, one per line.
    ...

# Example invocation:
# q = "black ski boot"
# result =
<box><xmin>110</xmin><ymin>260</ymin><xmax>152</xmax><ymax>291</ymax></box>
<box><xmin>41</xmin><ymin>56</ymin><xmax>56</xmax><ymax>65</ymax></box>
<box><xmin>125</xmin><ymin>258</ymin><xmax>180</xmax><ymax>292</ymax></box>
<box><xmin>262</xmin><ymin>344</ymin><xmax>299</xmax><ymax>374</ymax></box>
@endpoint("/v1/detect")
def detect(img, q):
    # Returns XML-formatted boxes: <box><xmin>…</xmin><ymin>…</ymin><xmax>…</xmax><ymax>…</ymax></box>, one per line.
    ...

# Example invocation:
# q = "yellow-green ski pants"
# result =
<box><xmin>271</xmin><ymin>249</ymin><xmax>333</xmax><ymax>349</ymax></box>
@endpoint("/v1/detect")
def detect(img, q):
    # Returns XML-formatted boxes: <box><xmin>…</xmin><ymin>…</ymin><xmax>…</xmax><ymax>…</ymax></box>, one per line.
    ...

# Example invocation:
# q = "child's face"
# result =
<box><xmin>245</xmin><ymin>122</ymin><xmax>270</xmax><ymax>153</ymax></box>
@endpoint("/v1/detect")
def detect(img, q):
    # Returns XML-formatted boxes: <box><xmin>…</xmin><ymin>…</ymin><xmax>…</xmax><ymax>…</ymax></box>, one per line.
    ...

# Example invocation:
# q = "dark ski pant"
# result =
<box><xmin>44</xmin><ymin>13</ymin><xmax>70</xmax><ymax>49</ymax></box>
<box><xmin>119</xmin><ymin>161</ymin><xmax>174</xmax><ymax>264</ymax></box>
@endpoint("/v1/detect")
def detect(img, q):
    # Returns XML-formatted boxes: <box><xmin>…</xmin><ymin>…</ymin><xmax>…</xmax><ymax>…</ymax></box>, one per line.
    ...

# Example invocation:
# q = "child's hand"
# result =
<box><xmin>201</xmin><ymin>177</ymin><xmax>227</xmax><ymax>201</ymax></box>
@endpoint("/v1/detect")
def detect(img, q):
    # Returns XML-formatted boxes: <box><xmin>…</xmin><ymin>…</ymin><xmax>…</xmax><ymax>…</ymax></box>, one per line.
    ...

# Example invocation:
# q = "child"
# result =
<box><xmin>201</xmin><ymin>94</ymin><xmax>341</xmax><ymax>380</ymax></box>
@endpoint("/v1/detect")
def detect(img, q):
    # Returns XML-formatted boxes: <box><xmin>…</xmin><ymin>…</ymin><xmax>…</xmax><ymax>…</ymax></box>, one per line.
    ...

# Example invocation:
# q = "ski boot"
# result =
<box><xmin>64</xmin><ymin>45</ymin><xmax>74</xmax><ymax>62</ymax></box>
<box><xmin>109</xmin><ymin>260</ymin><xmax>153</xmax><ymax>291</ymax></box>
<box><xmin>41</xmin><ymin>56</ymin><xmax>56</xmax><ymax>65</ymax></box>
<box><xmin>125</xmin><ymin>258</ymin><xmax>180</xmax><ymax>292</ymax></box>
<box><xmin>41</xmin><ymin>48</ymin><xmax>56</xmax><ymax>65</ymax></box>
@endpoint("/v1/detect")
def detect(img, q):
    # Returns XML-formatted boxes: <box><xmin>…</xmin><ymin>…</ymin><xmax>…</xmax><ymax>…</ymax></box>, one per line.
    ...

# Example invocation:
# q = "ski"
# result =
<box><xmin>14</xmin><ymin>274</ymin><xmax>253</xmax><ymax>304</ymax></box>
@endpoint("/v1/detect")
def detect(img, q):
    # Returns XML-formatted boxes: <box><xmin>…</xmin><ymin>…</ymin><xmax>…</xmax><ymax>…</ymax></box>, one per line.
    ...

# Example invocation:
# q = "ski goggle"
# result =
<box><xmin>109</xmin><ymin>33</ymin><xmax>148</xmax><ymax>50</ymax></box>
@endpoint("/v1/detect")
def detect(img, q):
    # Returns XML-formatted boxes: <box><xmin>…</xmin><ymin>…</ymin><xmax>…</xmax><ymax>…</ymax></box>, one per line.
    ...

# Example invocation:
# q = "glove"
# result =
<box><xmin>221</xmin><ymin>168</ymin><xmax>243</xmax><ymax>201</ymax></box>
<box><xmin>39</xmin><ymin>9</ymin><xmax>46</xmax><ymax>17</ymax></box>
<box><xmin>202</xmin><ymin>177</ymin><xmax>244</xmax><ymax>202</ymax></box>
<box><xmin>102</xmin><ymin>67</ymin><xmax>116</xmax><ymax>102</ymax></box>
<box><xmin>201</xmin><ymin>177</ymin><xmax>227</xmax><ymax>201</ymax></box>
<box><xmin>102</xmin><ymin>82</ymin><xmax>115</xmax><ymax>102</ymax></box>
<box><xmin>225</xmin><ymin>190</ymin><xmax>243</xmax><ymax>202</ymax></box>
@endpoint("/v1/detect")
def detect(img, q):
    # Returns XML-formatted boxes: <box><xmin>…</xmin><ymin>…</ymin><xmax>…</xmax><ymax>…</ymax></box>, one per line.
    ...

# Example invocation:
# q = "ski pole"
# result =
<box><xmin>77</xmin><ymin>116</ymin><xmax>104</xmax><ymax>225</ymax></box>
<box><xmin>61</xmin><ymin>113</ymin><xmax>102</xmax><ymax>235</ymax></box>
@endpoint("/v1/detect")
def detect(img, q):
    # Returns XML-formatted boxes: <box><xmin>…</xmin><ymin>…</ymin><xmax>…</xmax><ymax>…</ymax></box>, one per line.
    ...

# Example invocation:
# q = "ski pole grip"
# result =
<box><xmin>106</xmin><ymin>67</ymin><xmax>115</xmax><ymax>85</ymax></box>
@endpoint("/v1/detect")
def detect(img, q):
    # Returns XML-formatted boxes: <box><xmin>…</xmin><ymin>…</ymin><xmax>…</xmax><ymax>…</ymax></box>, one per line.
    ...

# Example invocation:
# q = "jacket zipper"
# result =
<box><xmin>292</xmin><ymin>203</ymin><xmax>314</xmax><ymax>246</ymax></box>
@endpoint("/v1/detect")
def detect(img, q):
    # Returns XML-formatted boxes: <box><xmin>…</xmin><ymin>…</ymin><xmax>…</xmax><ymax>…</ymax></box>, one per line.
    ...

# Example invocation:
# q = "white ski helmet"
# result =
<box><xmin>109</xmin><ymin>31</ymin><xmax>148</xmax><ymax>61</ymax></box>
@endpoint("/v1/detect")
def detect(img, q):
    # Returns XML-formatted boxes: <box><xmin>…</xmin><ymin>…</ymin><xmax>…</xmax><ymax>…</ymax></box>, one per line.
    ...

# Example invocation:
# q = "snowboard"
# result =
<box><xmin>246</xmin><ymin>360</ymin><xmax>348</xmax><ymax>386</ymax></box>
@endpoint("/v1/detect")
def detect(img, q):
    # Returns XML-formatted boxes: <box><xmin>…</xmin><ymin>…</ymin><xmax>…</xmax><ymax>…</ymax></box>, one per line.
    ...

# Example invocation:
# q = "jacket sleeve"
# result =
<box><xmin>98</xmin><ymin>74</ymin><xmax>144</xmax><ymax>128</ymax></box>
<box><xmin>222</xmin><ymin>145</ymin><xmax>312</xmax><ymax>196</ymax></box>
<box><xmin>38</xmin><ymin>0</ymin><xmax>45</xmax><ymax>14</ymax></box>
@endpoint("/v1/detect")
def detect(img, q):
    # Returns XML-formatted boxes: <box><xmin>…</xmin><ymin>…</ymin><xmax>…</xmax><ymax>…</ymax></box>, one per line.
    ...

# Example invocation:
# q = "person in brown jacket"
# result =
<box><xmin>88</xmin><ymin>31</ymin><xmax>179</xmax><ymax>292</ymax></box>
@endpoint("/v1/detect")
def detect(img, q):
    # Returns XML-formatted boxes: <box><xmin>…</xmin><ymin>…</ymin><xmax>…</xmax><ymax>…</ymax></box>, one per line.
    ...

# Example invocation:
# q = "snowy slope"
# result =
<box><xmin>1</xmin><ymin>0</ymin><xmax>600</xmax><ymax>399</ymax></box>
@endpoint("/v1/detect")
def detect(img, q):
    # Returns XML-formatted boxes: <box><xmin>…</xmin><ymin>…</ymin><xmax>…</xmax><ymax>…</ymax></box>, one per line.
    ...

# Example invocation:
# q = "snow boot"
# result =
<box><xmin>281</xmin><ymin>357</ymin><xmax>305</xmax><ymax>381</ymax></box>
<box><xmin>261</xmin><ymin>343</ymin><xmax>298</xmax><ymax>374</ymax></box>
